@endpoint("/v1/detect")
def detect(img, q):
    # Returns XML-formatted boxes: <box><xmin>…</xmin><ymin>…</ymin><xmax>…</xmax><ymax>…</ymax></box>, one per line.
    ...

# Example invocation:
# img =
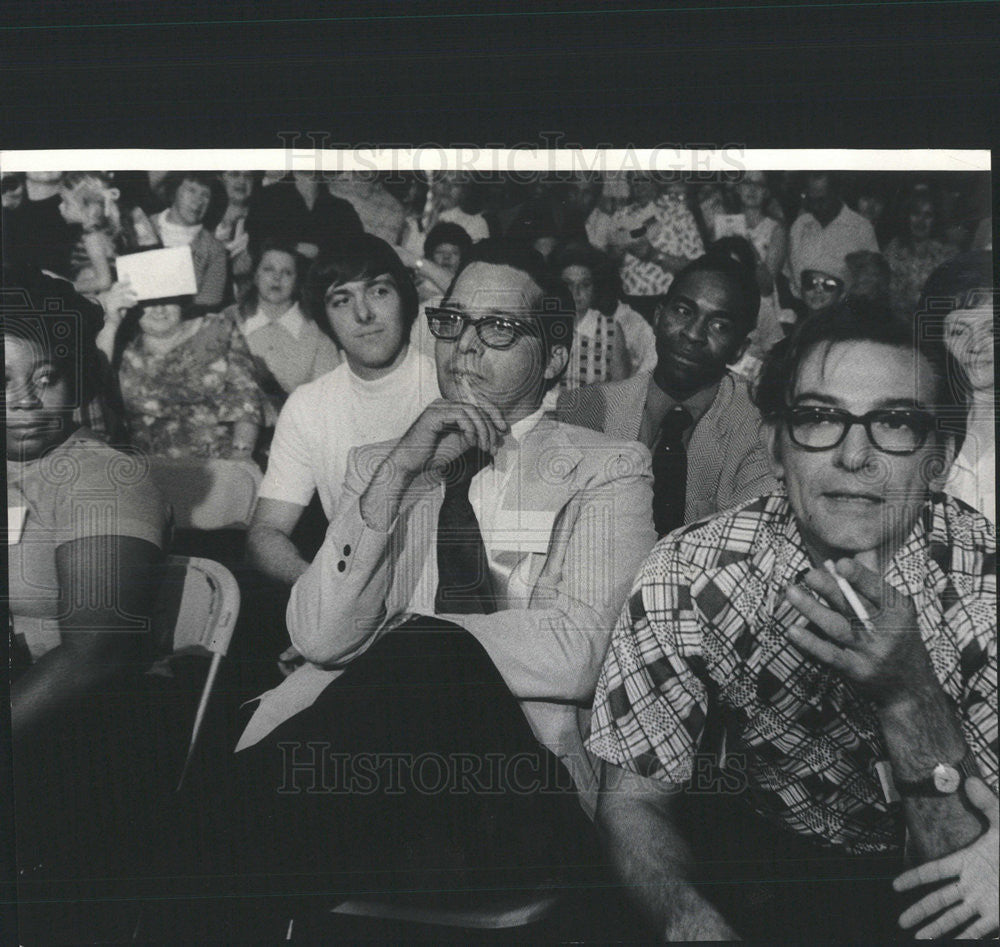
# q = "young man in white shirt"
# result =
<box><xmin>248</xmin><ymin>234</ymin><xmax>439</xmax><ymax>584</ymax></box>
<box><xmin>247</xmin><ymin>235</ymin><xmax>440</xmax><ymax>675</ymax></box>
<box><xmin>231</xmin><ymin>241</ymin><xmax>655</xmax><ymax>923</ymax></box>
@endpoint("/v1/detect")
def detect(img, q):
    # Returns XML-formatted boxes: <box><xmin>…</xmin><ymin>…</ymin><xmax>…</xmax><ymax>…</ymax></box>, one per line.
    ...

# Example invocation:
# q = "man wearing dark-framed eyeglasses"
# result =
<box><xmin>781</xmin><ymin>404</ymin><xmax>937</xmax><ymax>455</ymax></box>
<box><xmin>588</xmin><ymin>300</ymin><xmax>996</xmax><ymax>941</ymax></box>
<box><xmin>424</xmin><ymin>304</ymin><xmax>539</xmax><ymax>350</ymax></box>
<box><xmin>233</xmin><ymin>239</ymin><xmax>656</xmax><ymax>916</ymax></box>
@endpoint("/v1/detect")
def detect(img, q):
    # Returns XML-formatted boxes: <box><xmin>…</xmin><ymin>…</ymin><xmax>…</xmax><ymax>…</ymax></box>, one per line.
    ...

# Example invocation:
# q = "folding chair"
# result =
<box><xmin>148</xmin><ymin>555</ymin><xmax>240</xmax><ymax>791</ymax></box>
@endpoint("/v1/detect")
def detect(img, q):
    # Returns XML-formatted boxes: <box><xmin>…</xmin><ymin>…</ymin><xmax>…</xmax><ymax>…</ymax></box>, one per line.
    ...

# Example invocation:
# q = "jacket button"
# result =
<box><xmin>343</xmin><ymin>545</ymin><xmax>351</xmax><ymax>556</ymax></box>
<box><xmin>337</xmin><ymin>560</ymin><xmax>346</xmax><ymax>573</ymax></box>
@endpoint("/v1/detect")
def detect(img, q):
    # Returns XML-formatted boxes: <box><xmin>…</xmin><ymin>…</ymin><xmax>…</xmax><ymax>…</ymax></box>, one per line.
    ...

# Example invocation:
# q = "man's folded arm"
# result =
<box><xmin>286</xmin><ymin>483</ymin><xmax>395</xmax><ymax>666</ymax></box>
<box><xmin>288</xmin><ymin>442</ymin><xmax>656</xmax><ymax>694</ymax></box>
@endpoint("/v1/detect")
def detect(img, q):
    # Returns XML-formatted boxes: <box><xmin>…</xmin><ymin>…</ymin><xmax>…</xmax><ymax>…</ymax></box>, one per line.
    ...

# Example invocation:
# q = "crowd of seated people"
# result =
<box><xmin>3</xmin><ymin>167</ymin><xmax>995</xmax><ymax>942</ymax></box>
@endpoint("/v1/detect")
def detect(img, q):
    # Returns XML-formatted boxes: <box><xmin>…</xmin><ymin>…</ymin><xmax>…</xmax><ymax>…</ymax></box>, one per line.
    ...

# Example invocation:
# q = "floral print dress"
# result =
<box><xmin>885</xmin><ymin>238</ymin><xmax>954</xmax><ymax>322</ymax></box>
<box><xmin>119</xmin><ymin>309</ymin><xmax>265</xmax><ymax>458</ymax></box>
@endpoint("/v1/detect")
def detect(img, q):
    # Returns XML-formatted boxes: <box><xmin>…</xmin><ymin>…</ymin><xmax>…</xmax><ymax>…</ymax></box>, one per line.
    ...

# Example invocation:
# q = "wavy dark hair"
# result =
<box><xmin>161</xmin><ymin>170</ymin><xmax>217</xmax><ymax>206</ymax></box>
<box><xmin>754</xmin><ymin>297</ymin><xmax>968</xmax><ymax>451</ymax></box>
<box><xmin>423</xmin><ymin>222</ymin><xmax>473</xmax><ymax>264</ymax></box>
<box><xmin>113</xmin><ymin>295</ymin><xmax>198</xmax><ymax>370</ymax></box>
<box><xmin>549</xmin><ymin>240</ymin><xmax>621</xmax><ymax>317</ymax></box>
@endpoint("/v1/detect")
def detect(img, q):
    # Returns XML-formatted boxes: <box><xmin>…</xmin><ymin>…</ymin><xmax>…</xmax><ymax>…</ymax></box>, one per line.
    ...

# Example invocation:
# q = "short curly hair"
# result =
<box><xmin>162</xmin><ymin>171</ymin><xmax>217</xmax><ymax>205</ymax></box>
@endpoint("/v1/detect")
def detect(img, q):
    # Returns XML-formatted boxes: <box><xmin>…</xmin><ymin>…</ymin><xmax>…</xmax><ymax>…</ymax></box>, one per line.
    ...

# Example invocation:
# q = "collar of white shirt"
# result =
<box><xmin>242</xmin><ymin>301</ymin><xmax>307</xmax><ymax>339</ymax></box>
<box><xmin>576</xmin><ymin>308</ymin><xmax>602</xmax><ymax>338</ymax></box>
<box><xmin>490</xmin><ymin>405</ymin><xmax>547</xmax><ymax>472</ymax></box>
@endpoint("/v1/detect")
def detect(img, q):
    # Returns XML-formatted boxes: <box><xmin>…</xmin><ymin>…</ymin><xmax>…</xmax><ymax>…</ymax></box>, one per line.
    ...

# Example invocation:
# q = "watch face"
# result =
<box><xmin>933</xmin><ymin>764</ymin><xmax>961</xmax><ymax>794</ymax></box>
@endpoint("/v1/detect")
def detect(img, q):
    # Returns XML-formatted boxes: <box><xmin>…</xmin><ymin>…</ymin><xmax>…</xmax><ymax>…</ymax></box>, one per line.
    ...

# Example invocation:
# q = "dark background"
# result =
<box><xmin>1</xmin><ymin>1</ymin><xmax>995</xmax><ymax>943</ymax></box>
<box><xmin>1</xmin><ymin>0</ymin><xmax>997</xmax><ymax>149</ymax></box>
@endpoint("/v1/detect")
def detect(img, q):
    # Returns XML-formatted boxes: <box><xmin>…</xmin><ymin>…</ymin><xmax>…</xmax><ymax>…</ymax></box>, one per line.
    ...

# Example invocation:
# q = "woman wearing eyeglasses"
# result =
<box><xmin>799</xmin><ymin>261</ymin><xmax>847</xmax><ymax>319</ymax></box>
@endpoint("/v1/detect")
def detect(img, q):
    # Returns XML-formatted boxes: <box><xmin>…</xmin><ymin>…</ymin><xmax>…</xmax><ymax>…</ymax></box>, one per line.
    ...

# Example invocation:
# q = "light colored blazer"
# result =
<box><xmin>238</xmin><ymin>417</ymin><xmax>656</xmax><ymax>812</ymax></box>
<box><xmin>557</xmin><ymin>371</ymin><xmax>777</xmax><ymax>523</ymax></box>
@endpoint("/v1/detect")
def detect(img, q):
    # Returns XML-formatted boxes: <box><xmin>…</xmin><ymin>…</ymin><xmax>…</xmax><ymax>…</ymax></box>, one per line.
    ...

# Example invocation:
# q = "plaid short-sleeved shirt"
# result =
<box><xmin>588</xmin><ymin>491</ymin><xmax>997</xmax><ymax>853</ymax></box>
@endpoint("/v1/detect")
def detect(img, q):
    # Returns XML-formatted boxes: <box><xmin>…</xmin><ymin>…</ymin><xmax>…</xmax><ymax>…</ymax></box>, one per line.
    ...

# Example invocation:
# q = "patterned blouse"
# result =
<box><xmin>885</xmin><ymin>238</ymin><xmax>954</xmax><ymax>322</ymax></box>
<box><xmin>558</xmin><ymin>309</ymin><xmax>622</xmax><ymax>393</ymax></box>
<box><xmin>588</xmin><ymin>491</ymin><xmax>997</xmax><ymax>854</ymax></box>
<box><xmin>619</xmin><ymin>195</ymin><xmax>705</xmax><ymax>297</ymax></box>
<box><xmin>119</xmin><ymin>309</ymin><xmax>265</xmax><ymax>459</ymax></box>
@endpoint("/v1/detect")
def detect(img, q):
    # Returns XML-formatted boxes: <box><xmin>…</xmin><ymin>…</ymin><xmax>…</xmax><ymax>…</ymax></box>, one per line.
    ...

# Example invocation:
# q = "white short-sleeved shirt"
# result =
<box><xmin>787</xmin><ymin>204</ymin><xmax>879</xmax><ymax>296</ymax></box>
<box><xmin>438</xmin><ymin>207</ymin><xmax>490</xmax><ymax>242</ymax></box>
<box><xmin>258</xmin><ymin>344</ymin><xmax>440</xmax><ymax>520</ymax></box>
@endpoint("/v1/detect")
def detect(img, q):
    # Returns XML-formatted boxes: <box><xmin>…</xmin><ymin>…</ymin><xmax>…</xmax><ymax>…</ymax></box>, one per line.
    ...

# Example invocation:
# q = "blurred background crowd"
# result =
<box><xmin>2</xmin><ymin>166</ymin><xmax>991</xmax><ymax>465</ymax></box>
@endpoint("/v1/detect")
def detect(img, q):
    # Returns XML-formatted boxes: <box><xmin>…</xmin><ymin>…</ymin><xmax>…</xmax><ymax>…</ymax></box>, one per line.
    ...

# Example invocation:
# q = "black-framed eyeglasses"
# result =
<box><xmin>425</xmin><ymin>306</ymin><xmax>538</xmax><ymax>350</ymax></box>
<box><xmin>801</xmin><ymin>273</ymin><xmax>843</xmax><ymax>294</ymax></box>
<box><xmin>782</xmin><ymin>406</ymin><xmax>937</xmax><ymax>455</ymax></box>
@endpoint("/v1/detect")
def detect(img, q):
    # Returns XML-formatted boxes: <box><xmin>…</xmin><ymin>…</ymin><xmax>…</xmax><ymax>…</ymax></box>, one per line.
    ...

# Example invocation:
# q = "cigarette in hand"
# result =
<box><xmin>823</xmin><ymin>560</ymin><xmax>875</xmax><ymax>633</ymax></box>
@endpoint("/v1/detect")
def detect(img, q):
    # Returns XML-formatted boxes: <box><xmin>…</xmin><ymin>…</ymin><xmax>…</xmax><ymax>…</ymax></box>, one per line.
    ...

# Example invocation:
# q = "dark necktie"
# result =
<box><xmin>652</xmin><ymin>404</ymin><xmax>692</xmax><ymax>537</ymax></box>
<box><xmin>434</xmin><ymin>448</ymin><xmax>497</xmax><ymax>615</ymax></box>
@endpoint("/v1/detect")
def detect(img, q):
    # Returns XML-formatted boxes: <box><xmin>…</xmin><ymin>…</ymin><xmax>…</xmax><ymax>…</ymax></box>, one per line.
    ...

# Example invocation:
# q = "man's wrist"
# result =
<box><xmin>384</xmin><ymin>441</ymin><xmax>427</xmax><ymax>484</ymax></box>
<box><xmin>876</xmin><ymin>681</ymin><xmax>969</xmax><ymax>784</ymax></box>
<box><xmin>873</xmin><ymin>664</ymin><xmax>940</xmax><ymax>711</ymax></box>
<box><xmin>359</xmin><ymin>456</ymin><xmax>415</xmax><ymax>531</ymax></box>
<box><xmin>892</xmin><ymin>747</ymin><xmax>979</xmax><ymax>798</ymax></box>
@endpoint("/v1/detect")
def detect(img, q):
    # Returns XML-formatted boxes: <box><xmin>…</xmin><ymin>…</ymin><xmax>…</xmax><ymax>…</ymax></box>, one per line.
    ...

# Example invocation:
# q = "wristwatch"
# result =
<box><xmin>892</xmin><ymin>749</ymin><xmax>979</xmax><ymax>798</ymax></box>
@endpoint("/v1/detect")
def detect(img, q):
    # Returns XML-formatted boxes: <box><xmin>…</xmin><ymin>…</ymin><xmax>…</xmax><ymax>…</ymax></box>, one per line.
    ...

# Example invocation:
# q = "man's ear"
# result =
<box><xmin>762</xmin><ymin>419</ymin><xmax>785</xmax><ymax>481</ymax></box>
<box><xmin>544</xmin><ymin>344</ymin><xmax>569</xmax><ymax>382</ymax></box>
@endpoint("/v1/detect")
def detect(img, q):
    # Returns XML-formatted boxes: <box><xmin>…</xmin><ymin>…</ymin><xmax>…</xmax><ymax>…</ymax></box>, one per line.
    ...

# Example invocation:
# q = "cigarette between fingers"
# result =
<box><xmin>823</xmin><ymin>560</ymin><xmax>875</xmax><ymax>632</ymax></box>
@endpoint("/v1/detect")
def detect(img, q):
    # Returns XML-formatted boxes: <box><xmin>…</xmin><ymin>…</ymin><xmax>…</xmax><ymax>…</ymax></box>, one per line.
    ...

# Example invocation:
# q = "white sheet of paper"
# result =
<box><xmin>116</xmin><ymin>246</ymin><xmax>198</xmax><ymax>301</ymax></box>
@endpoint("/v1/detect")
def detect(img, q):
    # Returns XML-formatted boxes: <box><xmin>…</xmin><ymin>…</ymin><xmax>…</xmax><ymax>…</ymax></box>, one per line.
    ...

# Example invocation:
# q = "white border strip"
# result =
<box><xmin>0</xmin><ymin>148</ymin><xmax>990</xmax><ymax>173</ymax></box>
